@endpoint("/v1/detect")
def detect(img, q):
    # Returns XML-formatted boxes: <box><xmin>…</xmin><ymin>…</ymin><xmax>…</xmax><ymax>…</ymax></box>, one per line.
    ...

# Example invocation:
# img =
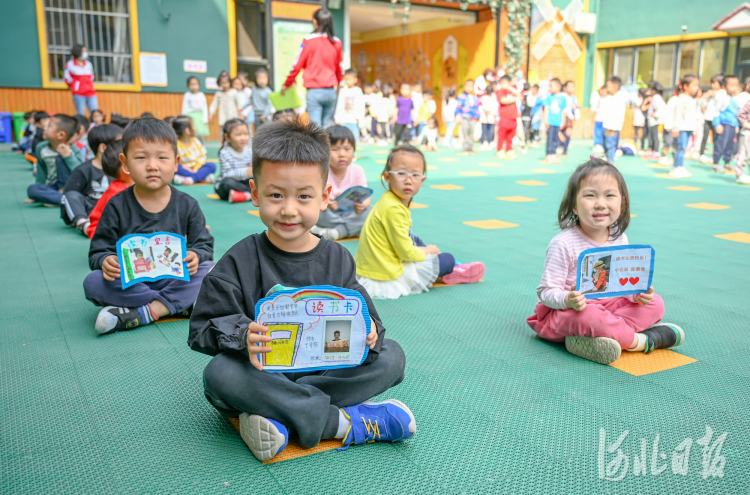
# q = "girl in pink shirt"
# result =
<box><xmin>526</xmin><ymin>158</ymin><xmax>685</xmax><ymax>364</ymax></box>
<box><xmin>311</xmin><ymin>125</ymin><xmax>372</xmax><ymax>240</ymax></box>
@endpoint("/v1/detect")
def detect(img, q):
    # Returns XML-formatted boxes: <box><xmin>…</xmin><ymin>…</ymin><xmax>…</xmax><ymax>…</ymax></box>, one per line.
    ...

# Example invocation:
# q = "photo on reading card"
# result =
<box><xmin>117</xmin><ymin>232</ymin><xmax>189</xmax><ymax>289</ymax></box>
<box><xmin>579</xmin><ymin>255</ymin><xmax>611</xmax><ymax>295</ymax></box>
<box><xmin>323</xmin><ymin>317</ymin><xmax>352</xmax><ymax>362</ymax></box>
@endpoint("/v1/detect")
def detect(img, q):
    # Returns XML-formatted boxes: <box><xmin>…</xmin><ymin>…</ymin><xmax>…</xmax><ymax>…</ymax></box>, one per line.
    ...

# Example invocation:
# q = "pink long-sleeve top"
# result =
<box><xmin>536</xmin><ymin>226</ymin><xmax>630</xmax><ymax>309</ymax></box>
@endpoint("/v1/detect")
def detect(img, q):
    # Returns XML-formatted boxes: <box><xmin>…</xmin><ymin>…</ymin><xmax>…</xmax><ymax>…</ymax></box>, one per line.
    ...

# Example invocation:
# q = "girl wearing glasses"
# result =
<box><xmin>354</xmin><ymin>145</ymin><xmax>484</xmax><ymax>299</ymax></box>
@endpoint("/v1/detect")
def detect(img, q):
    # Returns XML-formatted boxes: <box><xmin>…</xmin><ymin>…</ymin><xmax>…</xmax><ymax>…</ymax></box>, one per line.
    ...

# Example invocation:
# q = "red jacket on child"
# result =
<box><xmin>284</xmin><ymin>33</ymin><xmax>343</xmax><ymax>89</ymax></box>
<box><xmin>87</xmin><ymin>181</ymin><xmax>127</xmax><ymax>239</ymax></box>
<box><xmin>64</xmin><ymin>59</ymin><xmax>96</xmax><ymax>97</ymax></box>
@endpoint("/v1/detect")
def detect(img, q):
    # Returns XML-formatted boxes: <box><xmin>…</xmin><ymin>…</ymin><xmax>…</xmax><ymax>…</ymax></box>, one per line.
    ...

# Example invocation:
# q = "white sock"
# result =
<box><xmin>334</xmin><ymin>409</ymin><xmax>351</xmax><ymax>439</ymax></box>
<box><xmin>625</xmin><ymin>333</ymin><xmax>647</xmax><ymax>352</ymax></box>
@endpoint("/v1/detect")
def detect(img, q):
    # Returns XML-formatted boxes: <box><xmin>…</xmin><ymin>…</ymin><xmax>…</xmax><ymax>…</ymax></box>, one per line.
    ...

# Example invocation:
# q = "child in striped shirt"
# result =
<box><xmin>172</xmin><ymin>116</ymin><xmax>216</xmax><ymax>185</ymax></box>
<box><xmin>215</xmin><ymin>119</ymin><xmax>253</xmax><ymax>203</ymax></box>
<box><xmin>526</xmin><ymin>158</ymin><xmax>685</xmax><ymax>365</ymax></box>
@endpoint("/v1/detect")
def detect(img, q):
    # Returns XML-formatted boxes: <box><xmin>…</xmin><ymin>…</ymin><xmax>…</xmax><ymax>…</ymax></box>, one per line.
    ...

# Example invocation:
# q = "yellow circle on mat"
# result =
<box><xmin>631</xmin><ymin>213</ymin><xmax>638</xmax><ymax>218</ymax></box>
<box><xmin>376</xmin><ymin>159</ymin><xmax>387</xmax><ymax>164</ymax></box>
<box><xmin>668</xmin><ymin>185</ymin><xmax>702</xmax><ymax>191</ymax></box>
<box><xmin>497</xmin><ymin>196</ymin><xmax>537</xmax><ymax>202</ymax></box>
<box><xmin>481</xmin><ymin>162</ymin><xmax>503</xmax><ymax>167</ymax></box>
<box><xmin>427</xmin><ymin>165</ymin><xmax>438</xmax><ymax>170</ymax></box>
<box><xmin>517</xmin><ymin>180</ymin><xmax>548</xmax><ymax>186</ymax></box>
<box><xmin>530</xmin><ymin>168</ymin><xmax>556</xmax><ymax>173</ymax></box>
<box><xmin>685</xmin><ymin>203</ymin><xmax>731</xmax><ymax>210</ymax></box>
<box><xmin>655</xmin><ymin>173</ymin><xmax>675</xmax><ymax>178</ymax></box>
<box><xmin>410</xmin><ymin>202</ymin><xmax>429</xmax><ymax>209</ymax></box>
<box><xmin>430</xmin><ymin>184</ymin><xmax>464</xmax><ymax>190</ymax></box>
<box><xmin>459</xmin><ymin>171</ymin><xmax>487</xmax><ymax>176</ymax></box>
<box><xmin>247</xmin><ymin>210</ymin><xmax>260</xmax><ymax>217</ymax></box>
<box><xmin>438</xmin><ymin>157</ymin><xmax>459</xmax><ymax>162</ymax></box>
<box><xmin>373</xmin><ymin>149</ymin><xmax>389</xmax><ymax>154</ymax></box>
<box><xmin>647</xmin><ymin>163</ymin><xmax>670</xmax><ymax>168</ymax></box>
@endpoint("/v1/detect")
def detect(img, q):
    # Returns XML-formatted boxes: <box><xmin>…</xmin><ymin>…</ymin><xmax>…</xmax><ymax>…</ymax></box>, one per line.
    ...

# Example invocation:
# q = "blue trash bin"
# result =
<box><xmin>0</xmin><ymin>112</ymin><xmax>12</xmax><ymax>143</ymax></box>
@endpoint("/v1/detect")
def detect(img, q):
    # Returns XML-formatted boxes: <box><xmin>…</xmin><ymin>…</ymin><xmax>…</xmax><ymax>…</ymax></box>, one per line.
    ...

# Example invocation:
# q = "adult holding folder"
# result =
<box><xmin>280</xmin><ymin>8</ymin><xmax>343</xmax><ymax>126</ymax></box>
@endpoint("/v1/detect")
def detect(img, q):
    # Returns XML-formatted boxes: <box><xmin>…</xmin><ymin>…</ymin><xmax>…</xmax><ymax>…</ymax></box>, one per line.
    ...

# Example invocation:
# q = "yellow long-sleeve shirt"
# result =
<box><xmin>355</xmin><ymin>190</ymin><xmax>426</xmax><ymax>281</ymax></box>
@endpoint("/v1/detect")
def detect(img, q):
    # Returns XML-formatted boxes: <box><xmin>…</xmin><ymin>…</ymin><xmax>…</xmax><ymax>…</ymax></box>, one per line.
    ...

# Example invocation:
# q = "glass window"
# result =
<box><xmin>740</xmin><ymin>67</ymin><xmax>750</xmax><ymax>86</ymax></box>
<box><xmin>727</xmin><ymin>37</ymin><xmax>737</xmax><ymax>75</ymax></box>
<box><xmin>596</xmin><ymin>48</ymin><xmax>610</xmax><ymax>88</ymax></box>
<box><xmin>44</xmin><ymin>0</ymin><xmax>133</xmax><ymax>84</ymax></box>
<box><xmin>635</xmin><ymin>45</ymin><xmax>655</xmax><ymax>85</ymax></box>
<box><xmin>677</xmin><ymin>41</ymin><xmax>700</xmax><ymax>80</ymax></box>
<box><xmin>655</xmin><ymin>43</ymin><xmax>675</xmax><ymax>86</ymax></box>
<box><xmin>739</xmin><ymin>36</ymin><xmax>750</xmax><ymax>64</ymax></box>
<box><xmin>700</xmin><ymin>39</ymin><xmax>725</xmax><ymax>86</ymax></box>
<box><xmin>614</xmin><ymin>47</ymin><xmax>634</xmax><ymax>83</ymax></box>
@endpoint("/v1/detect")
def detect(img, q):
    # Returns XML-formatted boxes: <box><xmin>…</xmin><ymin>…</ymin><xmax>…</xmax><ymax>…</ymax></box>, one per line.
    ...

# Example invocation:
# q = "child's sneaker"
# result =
<box><xmin>340</xmin><ymin>399</ymin><xmax>416</xmax><ymax>450</ymax></box>
<box><xmin>183</xmin><ymin>177</ymin><xmax>195</xmax><ymax>185</ymax></box>
<box><xmin>441</xmin><ymin>262</ymin><xmax>485</xmax><ymax>285</ymax></box>
<box><xmin>668</xmin><ymin>166</ymin><xmax>692</xmax><ymax>178</ymax></box>
<box><xmin>496</xmin><ymin>150</ymin><xmax>506</xmax><ymax>159</ymax></box>
<box><xmin>737</xmin><ymin>174</ymin><xmax>750</xmax><ymax>184</ymax></box>
<box><xmin>700</xmin><ymin>154</ymin><xmax>712</xmax><ymax>164</ymax></box>
<box><xmin>505</xmin><ymin>150</ymin><xmax>517</xmax><ymax>160</ymax></box>
<box><xmin>641</xmin><ymin>323</ymin><xmax>685</xmax><ymax>353</ymax></box>
<box><xmin>711</xmin><ymin>164</ymin><xmax>724</xmax><ymax>173</ymax></box>
<box><xmin>94</xmin><ymin>305</ymin><xmax>155</xmax><ymax>335</ymax></box>
<box><xmin>228</xmin><ymin>190</ymin><xmax>251</xmax><ymax>204</ymax></box>
<box><xmin>204</xmin><ymin>173</ymin><xmax>215</xmax><ymax>184</ymax></box>
<box><xmin>172</xmin><ymin>175</ymin><xmax>186</xmax><ymax>185</ymax></box>
<box><xmin>565</xmin><ymin>336</ymin><xmax>622</xmax><ymax>365</ymax></box>
<box><xmin>310</xmin><ymin>225</ymin><xmax>341</xmax><ymax>241</ymax></box>
<box><xmin>239</xmin><ymin>413</ymin><xmax>289</xmax><ymax>462</ymax></box>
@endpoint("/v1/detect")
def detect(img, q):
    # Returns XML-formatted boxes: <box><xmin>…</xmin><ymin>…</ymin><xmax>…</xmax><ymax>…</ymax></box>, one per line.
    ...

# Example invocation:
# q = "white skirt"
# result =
<box><xmin>357</xmin><ymin>255</ymin><xmax>440</xmax><ymax>300</ymax></box>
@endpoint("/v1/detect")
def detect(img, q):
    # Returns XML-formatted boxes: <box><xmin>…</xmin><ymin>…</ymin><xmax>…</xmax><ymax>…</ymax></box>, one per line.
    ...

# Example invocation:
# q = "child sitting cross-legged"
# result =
<box><xmin>214</xmin><ymin>118</ymin><xmax>253</xmax><ymax>203</ymax></box>
<box><xmin>85</xmin><ymin>140</ymin><xmax>132</xmax><ymax>239</ymax></box>
<box><xmin>354</xmin><ymin>144</ymin><xmax>485</xmax><ymax>299</ymax></box>
<box><xmin>61</xmin><ymin>123</ymin><xmax>122</xmax><ymax>235</ymax></box>
<box><xmin>84</xmin><ymin>118</ymin><xmax>215</xmax><ymax>334</ymax></box>
<box><xmin>526</xmin><ymin>157</ymin><xmax>685</xmax><ymax>365</ymax></box>
<box><xmin>188</xmin><ymin>118</ymin><xmax>414</xmax><ymax>463</ymax></box>
<box><xmin>311</xmin><ymin>125</ymin><xmax>372</xmax><ymax>240</ymax></box>
<box><xmin>172</xmin><ymin>115</ymin><xmax>216</xmax><ymax>185</ymax></box>
<box><xmin>25</xmin><ymin>114</ymin><xmax>83</xmax><ymax>207</ymax></box>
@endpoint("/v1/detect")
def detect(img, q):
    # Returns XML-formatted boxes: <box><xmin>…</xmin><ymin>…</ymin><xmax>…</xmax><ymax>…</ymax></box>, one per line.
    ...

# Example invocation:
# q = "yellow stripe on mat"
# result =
<box><xmin>227</xmin><ymin>417</ymin><xmax>341</xmax><ymax>464</ymax></box>
<box><xmin>207</xmin><ymin>194</ymin><xmax>220</xmax><ymax>199</ymax></box>
<box><xmin>608</xmin><ymin>349</ymin><xmax>697</xmax><ymax>376</ymax></box>
<box><xmin>248</xmin><ymin>210</ymin><xmax>260</xmax><ymax>217</ymax></box>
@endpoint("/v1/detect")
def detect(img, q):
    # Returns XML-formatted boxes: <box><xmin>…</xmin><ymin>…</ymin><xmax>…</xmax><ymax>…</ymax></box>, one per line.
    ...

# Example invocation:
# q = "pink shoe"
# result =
<box><xmin>441</xmin><ymin>262</ymin><xmax>485</xmax><ymax>285</ymax></box>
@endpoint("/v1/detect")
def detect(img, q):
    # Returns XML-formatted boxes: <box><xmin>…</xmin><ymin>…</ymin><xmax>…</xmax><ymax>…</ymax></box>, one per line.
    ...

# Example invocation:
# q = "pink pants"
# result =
<box><xmin>526</xmin><ymin>295</ymin><xmax>665</xmax><ymax>349</ymax></box>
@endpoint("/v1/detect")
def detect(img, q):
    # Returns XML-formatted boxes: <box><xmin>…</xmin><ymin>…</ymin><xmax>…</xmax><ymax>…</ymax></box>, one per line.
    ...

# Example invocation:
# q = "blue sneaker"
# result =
<box><xmin>339</xmin><ymin>399</ymin><xmax>416</xmax><ymax>450</ymax></box>
<box><xmin>239</xmin><ymin>413</ymin><xmax>289</xmax><ymax>462</ymax></box>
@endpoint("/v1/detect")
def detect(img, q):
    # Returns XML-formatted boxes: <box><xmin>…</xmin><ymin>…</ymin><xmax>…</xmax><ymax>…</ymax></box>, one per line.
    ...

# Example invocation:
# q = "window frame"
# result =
<box><xmin>35</xmin><ymin>0</ymin><xmax>141</xmax><ymax>92</ymax></box>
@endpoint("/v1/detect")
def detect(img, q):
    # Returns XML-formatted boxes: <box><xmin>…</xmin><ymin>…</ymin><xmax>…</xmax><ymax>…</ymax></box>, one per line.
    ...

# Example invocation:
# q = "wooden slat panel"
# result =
<box><xmin>0</xmin><ymin>88</ymin><xmax>223</xmax><ymax>141</ymax></box>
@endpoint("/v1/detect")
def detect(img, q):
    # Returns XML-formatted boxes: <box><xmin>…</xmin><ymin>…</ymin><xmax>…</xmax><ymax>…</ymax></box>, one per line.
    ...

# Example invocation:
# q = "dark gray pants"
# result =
<box><xmin>61</xmin><ymin>190</ymin><xmax>98</xmax><ymax>225</ymax></box>
<box><xmin>215</xmin><ymin>177</ymin><xmax>252</xmax><ymax>201</ymax></box>
<box><xmin>202</xmin><ymin>338</ymin><xmax>406</xmax><ymax>448</ymax></box>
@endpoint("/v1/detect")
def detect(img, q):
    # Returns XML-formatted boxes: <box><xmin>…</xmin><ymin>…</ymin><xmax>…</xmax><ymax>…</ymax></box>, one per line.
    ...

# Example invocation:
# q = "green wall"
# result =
<box><xmin>136</xmin><ymin>0</ymin><xmax>230</xmax><ymax>93</ymax></box>
<box><xmin>597</xmin><ymin>0</ymin><xmax>739</xmax><ymax>43</ymax></box>
<box><xmin>0</xmin><ymin>2</ymin><xmax>42</xmax><ymax>88</ymax></box>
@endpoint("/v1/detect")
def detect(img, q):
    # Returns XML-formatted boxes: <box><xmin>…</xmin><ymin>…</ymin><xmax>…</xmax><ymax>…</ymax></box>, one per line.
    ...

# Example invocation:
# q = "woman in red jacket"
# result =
<box><xmin>65</xmin><ymin>44</ymin><xmax>98</xmax><ymax>117</ymax></box>
<box><xmin>281</xmin><ymin>9</ymin><xmax>343</xmax><ymax>126</ymax></box>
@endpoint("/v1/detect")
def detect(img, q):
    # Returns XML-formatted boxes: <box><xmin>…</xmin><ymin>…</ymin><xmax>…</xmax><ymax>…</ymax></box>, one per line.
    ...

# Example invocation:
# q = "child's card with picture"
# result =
<box><xmin>335</xmin><ymin>186</ymin><xmax>373</xmax><ymax>212</ymax></box>
<box><xmin>116</xmin><ymin>232</ymin><xmax>189</xmax><ymax>289</ymax></box>
<box><xmin>254</xmin><ymin>285</ymin><xmax>371</xmax><ymax>372</ymax></box>
<box><xmin>576</xmin><ymin>245</ymin><xmax>654</xmax><ymax>299</ymax></box>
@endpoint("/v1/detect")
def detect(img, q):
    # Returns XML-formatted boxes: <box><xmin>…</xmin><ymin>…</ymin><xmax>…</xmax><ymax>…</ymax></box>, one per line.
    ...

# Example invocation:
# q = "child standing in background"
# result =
<box><xmin>456</xmin><ymin>79</ymin><xmax>480</xmax><ymax>155</ymax></box>
<box><xmin>633</xmin><ymin>88</ymin><xmax>647</xmax><ymax>152</ymax></box>
<box><xmin>442</xmin><ymin>89</ymin><xmax>458</xmax><ymax>148</ymax></box>
<box><xmin>251</xmin><ymin>69</ymin><xmax>274</xmax><ymax>131</ymax></box>
<box><xmin>209</xmin><ymin>73</ymin><xmax>243</xmax><ymax>128</ymax></box>
<box><xmin>312</xmin><ymin>125</ymin><xmax>372</xmax><ymax>240</ymax></box>
<box><xmin>560</xmin><ymin>81</ymin><xmax>580</xmax><ymax>157</ymax></box>
<box><xmin>394</xmin><ymin>83</ymin><xmax>415</xmax><ymax>145</ymax></box>
<box><xmin>182</xmin><ymin>76</ymin><xmax>209</xmax><ymax>142</ymax></box>
<box><xmin>215</xmin><ymin>119</ymin><xmax>253</xmax><ymax>203</ymax></box>
<box><xmin>542</xmin><ymin>78</ymin><xmax>567</xmax><ymax>164</ymax></box>
<box><xmin>479</xmin><ymin>84</ymin><xmax>498</xmax><ymax>151</ymax></box>
<box><xmin>334</xmin><ymin>69</ymin><xmax>365</xmax><ymax>141</ymax></box>
<box><xmin>602</xmin><ymin>76</ymin><xmax>626</xmax><ymax>164</ymax></box>
<box><xmin>414</xmin><ymin>90</ymin><xmax>433</xmax><ymax>138</ymax></box>
<box><xmin>355</xmin><ymin>145</ymin><xmax>484</xmax><ymax>299</ymax></box>
<box><xmin>591</xmin><ymin>86</ymin><xmax>607</xmax><ymax>154</ymax></box>
<box><xmin>527</xmin><ymin>158</ymin><xmax>683</xmax><ymax>365</ymax></box>
<box><xmin>496</xmin><ymin>75</ymin><xmax>520</xmax><ymax>159</ymax></box>
<box><xmin>669</xmin><ymin>75</ymin><xmax>700</xmax><ymax>178</ymax></box>
<box><xmin>712</xmin><ymin>75</ymin><xmax>741</xmax><ymax>173</ymax></box>
<box><xmin>645</xmin><ymin>82</ymin><xmax>666</xmax><ymax>160</ymax></box>
<box><xmin>172</xmin><ymin>116</ymin><xmax>216</xmax><ymax>185</ymax></box>
<box><xmin>375</xmin><ymin>84</ymin><xmax>394</xmax><ymax>145</ymax></box>
<box><xmin>699</xmin><ymin>74</ymin><xmax>724</xmax><ymax>163</ymax></box>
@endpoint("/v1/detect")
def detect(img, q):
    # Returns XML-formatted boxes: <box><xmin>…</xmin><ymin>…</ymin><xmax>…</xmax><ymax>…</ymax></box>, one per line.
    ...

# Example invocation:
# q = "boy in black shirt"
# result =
<box><xmin>61</xmin><ymin>123</ymin><xmax>122</xmax><ymax>235</ymax></box>
<box><xmin>188</xmin><ymin>119</ymin><xmax>414</xmax><ymax>462</ymax></box>
<box><xmin>84</xmin><ymin>118</ymin><xmax>214</xmax><ymax>334</ymax></box>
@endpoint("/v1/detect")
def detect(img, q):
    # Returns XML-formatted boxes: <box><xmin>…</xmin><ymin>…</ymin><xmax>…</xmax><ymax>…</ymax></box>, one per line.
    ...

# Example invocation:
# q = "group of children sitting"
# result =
<box><xmin>16</xmin><ymin>91</ymin><xmax>686</xmax><ymax>463</ymax></box>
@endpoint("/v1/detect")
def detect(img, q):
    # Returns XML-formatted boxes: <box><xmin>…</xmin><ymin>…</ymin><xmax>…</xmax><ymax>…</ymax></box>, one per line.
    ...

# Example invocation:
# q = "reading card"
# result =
<box><xmin>335</xmin><ymin>186</ymin><xmax>373</xmax><ymax>212</ymax></box>
<box><xmin>576</xmin><ymin>245</ymin><xmax>655</xmax><ymax>299</ymax></box>
<box><xmin>254</xmin><ymin>286</ymin><xmax>371</xmax><ymax>372</ymax></box>
<box><xmin>116</xmin><ymin>232</ymin><xmax>189</xmax><ymax>289</ymax></box>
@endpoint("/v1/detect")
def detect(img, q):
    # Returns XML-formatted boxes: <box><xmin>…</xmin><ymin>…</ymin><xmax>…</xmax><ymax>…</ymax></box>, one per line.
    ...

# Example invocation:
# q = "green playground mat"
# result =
<box><xmin>2</xmin><ymin>140</ymin><xmax>750</xmax><ymax>494</ymax></box>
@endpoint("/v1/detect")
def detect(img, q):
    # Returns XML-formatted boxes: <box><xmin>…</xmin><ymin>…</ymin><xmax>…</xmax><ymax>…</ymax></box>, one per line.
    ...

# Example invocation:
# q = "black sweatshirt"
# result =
<box><xmin>63</xmin><ymin>160</ymin><xmax>109</xmax><ymax>199</ymax></box>
<box><xmin>188</xmin><ymin>233</ymin><xmax>386</xmax><ymax>362</ymax></box>
<box><xmin>88</xmin><ymin>186</ymin><xmax>214</xmax><ymax>271</ymax></box>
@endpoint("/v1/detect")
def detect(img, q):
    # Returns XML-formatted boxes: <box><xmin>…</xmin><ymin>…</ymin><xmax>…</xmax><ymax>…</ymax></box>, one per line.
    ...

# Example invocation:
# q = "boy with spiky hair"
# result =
<box><xmin>84</xmin><ymin>118</ymin><xmax>214</xmax><ymax>334</ymax></box>
<box><xmin>188</xmin><ymin>118</ymin><xmax>414</xmax><ymax>462</ymax></box>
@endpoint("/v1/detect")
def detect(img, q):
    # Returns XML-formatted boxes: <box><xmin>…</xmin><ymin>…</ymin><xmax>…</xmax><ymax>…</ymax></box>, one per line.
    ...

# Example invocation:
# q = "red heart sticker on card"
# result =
<box><xmin>619</xmin><ymin>278</ymin><xmax>628</xmax><ymax>286</ymax></box>
<box><xmin>629</xmin><ymin>277</ymin><xmax>640</xmax><ymax>285</ymax></box>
